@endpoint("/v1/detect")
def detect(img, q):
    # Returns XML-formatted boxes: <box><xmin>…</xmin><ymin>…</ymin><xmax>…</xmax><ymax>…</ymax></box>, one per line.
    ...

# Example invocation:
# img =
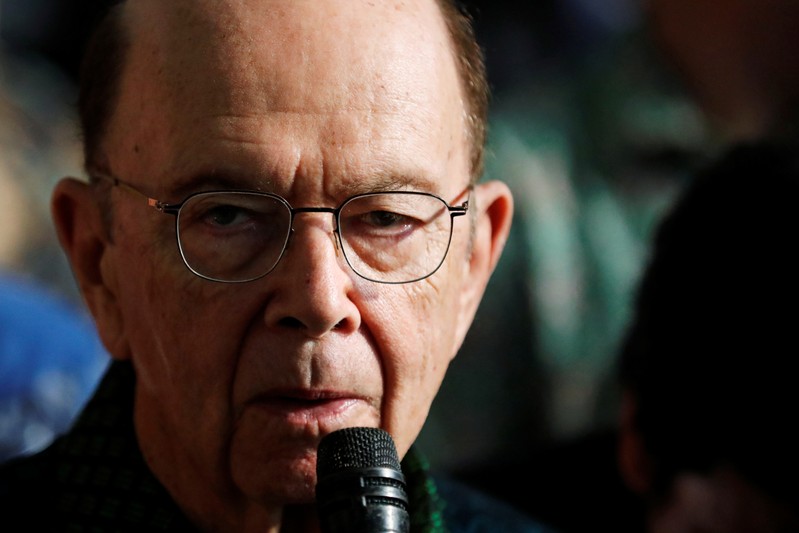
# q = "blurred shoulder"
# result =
<box><xmin>435</xmin><ymin>474</ymin><xmax>559</xmax><ymax>533</ymax></box>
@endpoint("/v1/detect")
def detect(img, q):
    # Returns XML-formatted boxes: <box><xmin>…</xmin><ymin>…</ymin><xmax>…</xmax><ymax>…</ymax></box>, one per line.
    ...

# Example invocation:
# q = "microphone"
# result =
<box><xmin>316</xmin><ymin>427</ymin><xmax>410</xmax><ymax>533</ymax></box>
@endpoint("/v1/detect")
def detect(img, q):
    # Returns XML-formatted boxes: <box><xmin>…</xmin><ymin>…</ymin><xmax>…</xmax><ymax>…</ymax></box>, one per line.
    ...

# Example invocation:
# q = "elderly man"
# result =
<box><xmin>0</xmin><ymin>1</ymin><xmax>551</xmax><ymax>531</ymax></box>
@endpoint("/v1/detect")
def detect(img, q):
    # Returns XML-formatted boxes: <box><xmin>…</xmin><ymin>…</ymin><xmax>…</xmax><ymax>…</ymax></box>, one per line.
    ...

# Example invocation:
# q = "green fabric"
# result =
<box><xmin>402</xmin><ymin>446</ymin><xmax>448</xmax><ymax>533</ymax></box>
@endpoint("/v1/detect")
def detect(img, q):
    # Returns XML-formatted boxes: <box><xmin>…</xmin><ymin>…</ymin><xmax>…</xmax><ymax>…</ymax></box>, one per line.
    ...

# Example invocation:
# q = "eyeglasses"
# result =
<box><xmin>92</xmin><ymin>174</ymin><xmax>470</xmax><ymax>284</ymax></box>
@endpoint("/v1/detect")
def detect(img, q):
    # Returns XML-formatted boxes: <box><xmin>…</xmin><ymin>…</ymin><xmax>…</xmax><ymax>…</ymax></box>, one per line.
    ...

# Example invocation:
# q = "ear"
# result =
<box><xmin>454</xmin><ymin>180</ymin><xmax>513</xmax><ymax>346</ymax></box>
<box><xmin>51</xmin><ymin>177</ymin><xmax>129</xmax><ymax>361</ymax></box>
<box><xmin>618</xmin><ymin>390</ymin><xmax>654</xmax><ymax>495</ymax></box>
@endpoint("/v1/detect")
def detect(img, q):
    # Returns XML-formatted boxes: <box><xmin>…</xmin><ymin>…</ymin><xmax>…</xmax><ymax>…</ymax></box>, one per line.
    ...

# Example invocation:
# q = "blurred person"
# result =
<box><xmin>446</xmin><ymin>0</ymin><xmax>799</xmax><ymax>473</ymax></box>
<box><xmin>441</xmin><ymin>0</ymin><xmax>799</xmax><ymax>530</ymax></box>
<box><xmin>1</xmin><ymin>14</ymin><xmax>108</xmax><ymax>461</ymax></box>
<box><xmin>432</xmin><ymin>0</ymin><xmax>709</xmax><ymax>473</ymax></box>
<box><xmin>0</xmin><ymin>270</ymin><xmax>107</xmax><ymax>460</ymax></box>
<box><xmin>645</xmin><ymin>0</ymin><xmax>799</xmax><ymax>142</ymax></box>
<box><xmin>0</xmin><ymin>1</ymin><xmax>557</xmax><ymax>531</ymax></box>
<box><xmin>1</xmin><ymin>15</ymin><xmax>84</xmax><ymax>297</ymax></box>
<box><xmin>617</xmin><ymin>140</ymin><xmax>799</xmax><ymax>533</ymax></box>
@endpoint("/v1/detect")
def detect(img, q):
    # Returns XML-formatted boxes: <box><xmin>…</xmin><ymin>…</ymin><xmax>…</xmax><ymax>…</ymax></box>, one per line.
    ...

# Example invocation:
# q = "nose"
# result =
<box><xmin>261</xmin><ymin>213</ymin><xmax>361</xmax><ymax>338</ymax></box>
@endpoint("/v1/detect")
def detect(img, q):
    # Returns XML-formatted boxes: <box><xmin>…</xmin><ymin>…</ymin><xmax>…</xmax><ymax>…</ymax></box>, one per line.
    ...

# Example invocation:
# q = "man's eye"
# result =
<box><xmin>364</xmin><ymin>210</ymin><xmax>408</xmax><ymax>228</ymax></box>
<box><xmin>204</xmin><ymin>205</ymin><xmax>249</xmax><ymax>227</ymax></box>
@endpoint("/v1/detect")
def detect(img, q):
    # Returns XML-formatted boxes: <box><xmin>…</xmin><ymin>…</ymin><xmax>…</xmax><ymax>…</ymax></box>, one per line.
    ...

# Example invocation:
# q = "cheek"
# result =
<box><xmin>377</xmin><ymin>277</ymin><xmax>458</xmax><ymax>362</ymax></box>
<box><xmin>111</xmin><ymin>225</ymin><xmax>245</xmax><ymax>415</ymax></box>
<box><xmin>118</xmin><ymin>256</ymin><xmax>251</xmax><ymax>478</ymax></box>
<box><xmin>369</xmin><ymin>270</ymin><xmax>463</xmax><ymax>455</ymax></box>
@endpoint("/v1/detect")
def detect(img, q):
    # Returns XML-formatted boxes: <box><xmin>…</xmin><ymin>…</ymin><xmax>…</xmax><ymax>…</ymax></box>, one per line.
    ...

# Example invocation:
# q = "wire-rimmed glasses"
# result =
<box><xmin>92</xmin><ymin>174</ymin><xmax>470</xmax><ymax>284</ymax></box>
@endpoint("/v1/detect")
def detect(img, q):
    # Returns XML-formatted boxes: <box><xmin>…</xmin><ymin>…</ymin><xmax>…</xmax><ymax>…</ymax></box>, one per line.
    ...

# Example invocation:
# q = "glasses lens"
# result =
<box><xmin>338</xmin><ymin>192</ymin><xmax>454</xmax><ymax>283</ymax></box>
<box><xmin>176</xmin><ymin>192</ymin><xmax>291</xmax><ymax>282</ymax></box>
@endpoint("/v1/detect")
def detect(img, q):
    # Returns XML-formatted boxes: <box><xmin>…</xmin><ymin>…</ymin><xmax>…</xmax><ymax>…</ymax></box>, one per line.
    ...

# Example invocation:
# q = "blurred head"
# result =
<box><xmin>51</xmin><ymin>0</ymin><xmax>512</xmax><ymax>529</ymax></box>
<box><xmin>643</xmin><ymin>0</ymin><xmax>799</xmax><ymax>139</ymax></box>
<box><xmin>617</xmin><ymin>140</ymin><xmax>799</xmax><ymax>532</ymax></box>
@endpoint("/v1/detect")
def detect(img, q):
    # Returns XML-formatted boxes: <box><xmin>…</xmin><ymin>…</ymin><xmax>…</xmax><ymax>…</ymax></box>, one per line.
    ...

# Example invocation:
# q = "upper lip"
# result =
<box><xmin>251</xmin><ymin>387</ymin><xmax>359</xmax><ymax>403</ymax></box>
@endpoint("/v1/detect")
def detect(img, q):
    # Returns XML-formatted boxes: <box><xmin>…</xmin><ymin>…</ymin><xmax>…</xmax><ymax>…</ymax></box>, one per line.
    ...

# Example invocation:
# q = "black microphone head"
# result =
<box><xmin>316</xmin><ymin>427</ymin><xmax>410</xmax><ymax>533</ymax></box>
<box><xmin>317</xmin><ymin>426</ymin><xmax>402</xmax><ymax>478</ymax></box>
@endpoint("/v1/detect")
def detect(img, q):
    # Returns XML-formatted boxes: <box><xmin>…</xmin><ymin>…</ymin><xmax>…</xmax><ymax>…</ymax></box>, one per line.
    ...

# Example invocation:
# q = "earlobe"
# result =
<box><xmin>454</xmin><ymin>180</ymin><xmax>514</xmax><ymax>345</ymax></box>
<box><xmin>51</xmin><ymin>177</ymin><xmax>129</xmax><ymax>360</ymax></box>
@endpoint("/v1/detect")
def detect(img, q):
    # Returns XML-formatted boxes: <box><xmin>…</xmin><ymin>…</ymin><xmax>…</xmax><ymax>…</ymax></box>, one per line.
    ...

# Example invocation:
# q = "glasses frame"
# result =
<box><xmin>91</xmin><ymin>173</ymin><xmax>470</xmax><ymax>284</ymax></box>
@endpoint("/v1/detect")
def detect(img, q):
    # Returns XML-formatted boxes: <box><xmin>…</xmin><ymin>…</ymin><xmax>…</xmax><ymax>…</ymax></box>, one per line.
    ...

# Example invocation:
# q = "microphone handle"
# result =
<box><xmin>317</xmin><ymin>467</ymin><xmax>410</xmax><ymax>533</ymax></box>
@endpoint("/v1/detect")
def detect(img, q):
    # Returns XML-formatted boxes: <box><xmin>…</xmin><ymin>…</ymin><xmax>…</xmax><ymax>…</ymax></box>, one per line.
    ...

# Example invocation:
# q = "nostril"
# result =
<box><xmin>277</xmin><ymin>316</ymin><xmax>304</xmax><ymax>329</ymax></box>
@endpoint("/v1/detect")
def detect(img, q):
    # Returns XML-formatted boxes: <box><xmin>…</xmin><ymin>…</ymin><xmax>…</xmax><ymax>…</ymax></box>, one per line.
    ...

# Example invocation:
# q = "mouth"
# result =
<box><xmin>247</xmin><ymin>389</ymin><xmax>362</xmax><ymax>425</ymax></box>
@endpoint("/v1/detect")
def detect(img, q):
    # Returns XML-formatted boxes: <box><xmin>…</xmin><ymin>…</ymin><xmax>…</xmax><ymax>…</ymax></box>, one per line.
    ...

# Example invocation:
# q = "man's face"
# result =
<box><xmin>86</xmin><ymin>0</ymin><xmax>494</xmax><ymax>515</ymax></box>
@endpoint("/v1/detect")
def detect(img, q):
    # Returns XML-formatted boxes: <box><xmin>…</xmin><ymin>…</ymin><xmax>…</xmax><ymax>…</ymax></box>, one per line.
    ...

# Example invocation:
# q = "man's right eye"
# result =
<box><xmin>365</xmin><ymin>209</ymin><xmax>412</xmax><ymax>228</ymax></box>
<box><xmin>204</xmin><ymin>204</ymin><xmax>249</xmax><ymax>227</ymax></box>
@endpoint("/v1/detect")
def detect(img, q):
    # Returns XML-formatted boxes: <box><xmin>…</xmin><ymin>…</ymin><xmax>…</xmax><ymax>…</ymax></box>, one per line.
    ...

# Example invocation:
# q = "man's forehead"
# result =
<box><xmin>105</xmin><ymin>0</ymin><xmax>469</xmax><ymax>189</ymax></box>
<box><xmin>119</xmin><ymin>0</ymin><xmax>459</xmax><ymax>115</ymax></box>
<box><xmin>124</xmin><ymin>0</ymin><xmax>450</xmax><ymax>60</ymax></box>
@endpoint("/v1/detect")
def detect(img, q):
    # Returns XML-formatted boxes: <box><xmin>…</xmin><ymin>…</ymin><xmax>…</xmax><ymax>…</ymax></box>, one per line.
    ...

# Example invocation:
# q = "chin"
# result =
<box><xmin>233</xmin><ymin>453</ymin><xmax>319</xmax><ymax>505</ymax></box>
<box><xmin>229</xmin><ymin>433</ymin><xmax>320</xmax><ymax>503</ymax></box>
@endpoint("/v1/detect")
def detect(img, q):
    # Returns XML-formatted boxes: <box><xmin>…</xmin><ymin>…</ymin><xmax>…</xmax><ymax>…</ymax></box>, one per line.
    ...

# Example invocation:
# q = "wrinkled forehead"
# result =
<box><xmin>119</xmin><ymin>0</ymin><xmax>462</xmax><ymax>127</ymax></box>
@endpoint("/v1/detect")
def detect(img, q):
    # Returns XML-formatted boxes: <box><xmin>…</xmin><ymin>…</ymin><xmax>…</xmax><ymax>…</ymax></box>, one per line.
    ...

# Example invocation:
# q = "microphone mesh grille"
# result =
<box><xmin>317</xmin><ymin>427</ymin><xmax>401</xmax><ymax>477</ymax></box>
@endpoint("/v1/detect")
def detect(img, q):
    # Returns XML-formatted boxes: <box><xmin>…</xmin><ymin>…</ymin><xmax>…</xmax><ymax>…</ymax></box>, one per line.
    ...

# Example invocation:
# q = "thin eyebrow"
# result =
<box><xmin>89</xmin><ymin>171</ymin><xmax>267</xmax><ymax>205</ymax></box>
<box><xmin>163</xmin><ymin>173</ymin><xmax>275</xmax><ymax>202</ymax></box>
<box><xmin>332</xmin><ymin>171</ymin><xmax>442</xmax><ymax>198</ymax></box>
<box><xmin>174</xmin><ymin>171</ymin><xmax>441</xmax><ymax>201</ymax></box>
